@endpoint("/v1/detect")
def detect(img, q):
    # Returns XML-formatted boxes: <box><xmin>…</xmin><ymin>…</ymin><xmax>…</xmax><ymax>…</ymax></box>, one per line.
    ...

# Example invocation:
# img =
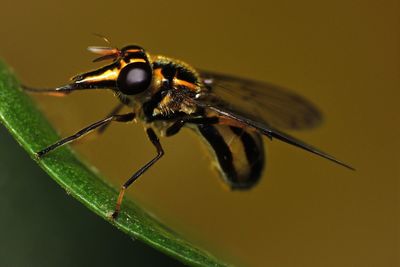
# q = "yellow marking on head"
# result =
<box><xmin>128</xmin><ymin>58</ymin><xmax>147</xmax><ymax>64</ymax></box>
<box><xmin>76</xmin><ymin>68</ymin><xmax>119</xmax><ymax>83</ymax></box>
<box><xmin>125</xmin><ymin>49</ymin><xmax>142</xmax><ymax>53</ymax></box>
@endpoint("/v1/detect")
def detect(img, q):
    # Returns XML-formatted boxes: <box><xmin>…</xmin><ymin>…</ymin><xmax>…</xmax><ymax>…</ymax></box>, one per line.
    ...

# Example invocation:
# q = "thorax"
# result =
<box><xmin>130</xmin><ymin>55</ymin><xmax>208</xmax><ymax>124</ymax></box>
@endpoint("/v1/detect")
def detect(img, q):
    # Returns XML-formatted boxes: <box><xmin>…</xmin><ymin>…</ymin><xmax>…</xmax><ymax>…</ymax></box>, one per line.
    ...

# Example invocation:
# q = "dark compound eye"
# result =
<box><xmin>117</xmin><ymin>62</ymin><xmax>152</xmax><ymax>95</ymax></box>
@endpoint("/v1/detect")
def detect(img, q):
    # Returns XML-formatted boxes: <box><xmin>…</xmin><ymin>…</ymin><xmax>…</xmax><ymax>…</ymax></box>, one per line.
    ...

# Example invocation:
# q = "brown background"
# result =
<box><xmin>1</xmin><ymin>0</ymin><xmax>398</xmax><ymax>266</ymax></box>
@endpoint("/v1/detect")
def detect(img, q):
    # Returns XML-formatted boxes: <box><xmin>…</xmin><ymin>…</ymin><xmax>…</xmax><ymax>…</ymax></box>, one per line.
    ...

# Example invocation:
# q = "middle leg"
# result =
<box><xmin>112</xmin><ymin>128</ymin><xmax>164</xmax><ymax>219</ymax></box>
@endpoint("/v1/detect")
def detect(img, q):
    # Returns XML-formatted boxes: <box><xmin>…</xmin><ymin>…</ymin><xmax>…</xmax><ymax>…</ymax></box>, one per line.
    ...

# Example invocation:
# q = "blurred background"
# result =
<box><xmin>0</xmin><ymin>0</ymin><xmax>398</xmax><ymax>266</ymax></box>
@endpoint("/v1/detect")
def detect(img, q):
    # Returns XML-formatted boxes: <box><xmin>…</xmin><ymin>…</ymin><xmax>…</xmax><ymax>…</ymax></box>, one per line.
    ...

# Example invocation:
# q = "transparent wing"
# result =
<box><xmin>199</xmin><ymin>70</ymin><xmax>323</xmax><ymax>130</ymax></box>
<box><xmin>190</xmin><ymin>99</ymin><xmax>354</xmax><ymax>170</ymax></box>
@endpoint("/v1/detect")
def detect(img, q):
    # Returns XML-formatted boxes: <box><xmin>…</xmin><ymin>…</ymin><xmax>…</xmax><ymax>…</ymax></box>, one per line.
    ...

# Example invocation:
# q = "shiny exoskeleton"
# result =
<box><xmin>24</xmin><ymin>43</ymin><xmax>353</xmax><ymax>219</ymax></box>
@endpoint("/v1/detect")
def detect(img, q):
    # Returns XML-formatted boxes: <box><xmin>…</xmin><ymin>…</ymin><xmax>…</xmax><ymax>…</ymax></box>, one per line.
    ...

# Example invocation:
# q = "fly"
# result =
<box><xmin>23</xmin><ymin>41</ymin><xmax>354</xmax><ymax>219</ymax></box>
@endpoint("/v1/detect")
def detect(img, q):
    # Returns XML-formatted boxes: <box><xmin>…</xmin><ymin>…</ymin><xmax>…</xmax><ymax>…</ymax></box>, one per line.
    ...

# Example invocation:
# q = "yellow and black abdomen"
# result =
<box><xmin>197</xmin><ymin>124</ymin><xmax>265</xmax><ymax>189</ymax></box>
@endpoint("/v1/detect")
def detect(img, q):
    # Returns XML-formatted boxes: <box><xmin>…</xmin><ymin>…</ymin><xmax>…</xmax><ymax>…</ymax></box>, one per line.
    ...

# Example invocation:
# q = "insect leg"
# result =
<box><xmin>112</xmin><ymin>128</ymin><xmax>164</xmax><ymax>219</ymax></box>
<box><xmin>96</xmin><ymin>103</ymin><xmax>125</xmax><ymax>135</ymax></box>
<box><xmin>73</xmin><ymin>103</ymin><xmax>126</xmax><ymax>144</ymax></box>
<box><xmin>36</xmin><ymin>112</ymin><xmax>135</xmax><ymax>158</ymax></box>
<box><xmin>166</xmin><ymin>116</ymin><xmax>219</xmax><ymax>137</ymax></box>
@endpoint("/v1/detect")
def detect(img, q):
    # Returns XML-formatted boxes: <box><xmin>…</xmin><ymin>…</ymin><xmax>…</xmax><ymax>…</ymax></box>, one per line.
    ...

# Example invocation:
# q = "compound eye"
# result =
<box><xmin>117</xmin><ymin>62</ymin><xmax>152</xmax><ymax>95</ymax></box>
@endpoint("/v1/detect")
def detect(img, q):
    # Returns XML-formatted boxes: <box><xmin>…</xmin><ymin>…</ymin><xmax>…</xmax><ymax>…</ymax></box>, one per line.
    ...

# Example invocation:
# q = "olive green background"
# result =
<box><xmin>1</xmin><ymin>0</ymin><xmax>398</xmax><ymax>266</ymax></box>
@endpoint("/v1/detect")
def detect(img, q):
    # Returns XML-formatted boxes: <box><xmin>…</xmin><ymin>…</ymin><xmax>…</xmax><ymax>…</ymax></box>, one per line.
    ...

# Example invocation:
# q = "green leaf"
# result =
<box><xmin>0</xmin><ymin>61</ymin><xmax>228</xmax><ymax>267</ymax></box>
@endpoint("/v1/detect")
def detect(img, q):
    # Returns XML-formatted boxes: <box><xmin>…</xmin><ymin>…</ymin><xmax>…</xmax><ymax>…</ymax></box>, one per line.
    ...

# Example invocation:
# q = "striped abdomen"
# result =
<box><xmin>197</xmin><ymin>124</ymin><xmax>265</xmax><ymax>189</ymax></box>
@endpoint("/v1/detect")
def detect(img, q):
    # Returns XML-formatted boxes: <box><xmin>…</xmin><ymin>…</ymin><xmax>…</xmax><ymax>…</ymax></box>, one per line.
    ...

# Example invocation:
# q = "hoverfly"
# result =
<box><xmin>24</xmin><ymin>39</ymin><xmax>354</xmax><ymax>219</ymax></box>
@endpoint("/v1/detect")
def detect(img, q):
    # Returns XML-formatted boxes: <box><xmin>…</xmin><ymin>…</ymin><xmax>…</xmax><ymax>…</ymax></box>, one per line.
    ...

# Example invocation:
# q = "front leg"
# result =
<box><xmin>36</xmin><ymin>113</ymin><xmax>135</xmax><ymax>158</ymax></box>
<box><xmin>96</xmin><ymin>103</ymin><xmax>125</xmax><ymax>135</ymax></box>
<box><xmin>112</xmin><ymin>128</ymin><xmax>164</xmax><ymax>219</ymax></box>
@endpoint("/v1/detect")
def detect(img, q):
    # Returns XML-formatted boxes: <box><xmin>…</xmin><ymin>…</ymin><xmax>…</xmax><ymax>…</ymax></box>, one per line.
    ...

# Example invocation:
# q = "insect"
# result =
<box><xmin>24</xmin><ymin>39</ymin><xmax>353</xmax><ymax>219</ymax></box>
